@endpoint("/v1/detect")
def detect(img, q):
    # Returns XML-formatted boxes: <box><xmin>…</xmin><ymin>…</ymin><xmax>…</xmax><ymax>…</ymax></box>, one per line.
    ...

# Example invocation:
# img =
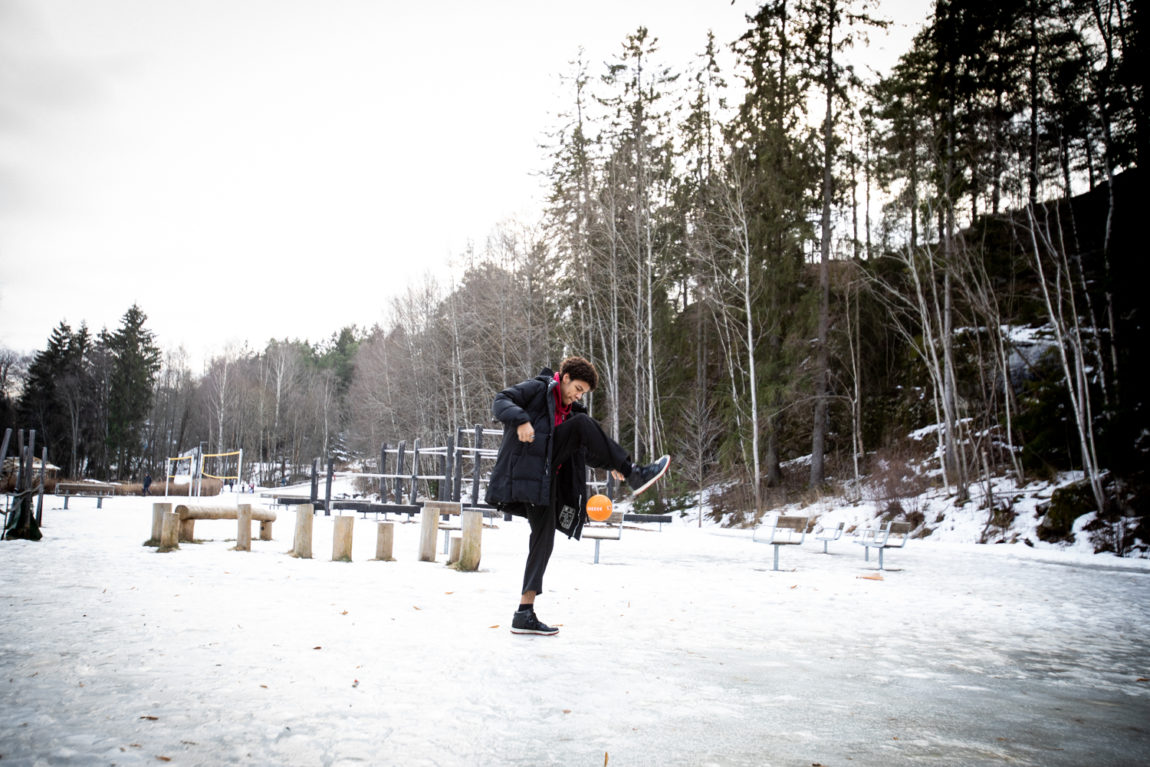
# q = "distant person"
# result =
<box><xmin>486</xmin><ymin>356</ymin><xmax>669</xmax><ymax>636</ymax></box>
<box><xmin>142</xmin><ymin>474</ymin><xmax>152</xmax><ymax>496</ymax></box>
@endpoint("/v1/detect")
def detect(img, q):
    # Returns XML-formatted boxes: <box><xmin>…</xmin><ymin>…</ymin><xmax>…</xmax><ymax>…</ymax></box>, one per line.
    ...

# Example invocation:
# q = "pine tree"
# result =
<box><xmin>105</xmin><ymin>305</ymin><xmax>162</xmax><ymax>478</ymax></box>
<box><xmin>18</xmin><ymin>322</ymin><xmax>82</xmax><ymax>473</ymax></box>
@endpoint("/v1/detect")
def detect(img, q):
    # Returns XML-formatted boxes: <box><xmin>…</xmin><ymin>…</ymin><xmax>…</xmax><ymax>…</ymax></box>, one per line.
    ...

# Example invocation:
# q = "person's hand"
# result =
<box><xmin>610</xmin><ymin>470</ymin><xmax>625</xmax><ymax>481</ymax></box>
<box><xmin>518</xmin><ymin>423</ymin><xmax>535</xmax><ymax>443</ymax></box>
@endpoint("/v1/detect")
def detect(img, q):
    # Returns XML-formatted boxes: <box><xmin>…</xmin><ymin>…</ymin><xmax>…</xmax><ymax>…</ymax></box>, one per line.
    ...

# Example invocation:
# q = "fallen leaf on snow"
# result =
<box><xmin>139</xmin><ymin>716</ymin><xmax>159</xmax><ymax>721</ymax></box>
<box><xmin>489</xmin><ymin>625</ymin><xmax>500</xmax><ymax>629</ymax></box>
<box><xmin>413</xmin><ymin>606</ymin><xmax>422</xmax><ymax>611</ymax></box>
<box><xmin>313</xmin><ymin>646</ymin><xmax>322</xmax><ymax>650</ymax></box>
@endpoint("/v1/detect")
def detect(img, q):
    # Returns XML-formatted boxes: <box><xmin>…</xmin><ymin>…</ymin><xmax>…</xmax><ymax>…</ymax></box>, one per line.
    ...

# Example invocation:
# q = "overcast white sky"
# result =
<box><xmin>0</xmin><ymin>0</ymin><xmax>928</xmax><ymax>370</ymax></box>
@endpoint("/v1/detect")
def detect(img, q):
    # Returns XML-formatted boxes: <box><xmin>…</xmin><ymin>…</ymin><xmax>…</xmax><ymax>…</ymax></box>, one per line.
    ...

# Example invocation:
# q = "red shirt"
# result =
<box><xmin>553</xmin><ymin>372</ymin><xmax>571</xmax><ymax>426</ymax></box>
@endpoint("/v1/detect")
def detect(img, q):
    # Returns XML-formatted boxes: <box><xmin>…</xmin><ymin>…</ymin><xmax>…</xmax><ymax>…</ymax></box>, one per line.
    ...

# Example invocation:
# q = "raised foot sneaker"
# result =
<box><xmin>511</xmin><ymin>609</ymin><xmax>559</xmax><ymax>636</ymax></box>
<box><xmin>628</xmin><ymin>455</ymin><xmax>671</xmax><ymax>496</ymax></box>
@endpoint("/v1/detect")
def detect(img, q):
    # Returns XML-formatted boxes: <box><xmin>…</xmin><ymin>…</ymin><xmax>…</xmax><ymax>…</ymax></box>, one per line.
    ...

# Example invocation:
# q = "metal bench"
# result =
<box><xmin>55</xmin><ymin>482</ymin><xmax>116</xmax><ymax>509</ymax></box>
<box><xmin>854</xmin><ymin>521</ymin><xmax>911</xmax><ymax>570</ymax></box>
<box><xmin>622</xmin><ymin>513</ymin><xmax>673</xmax><ymax>531</ymax></box>
<box><xmin>752</xmin><ymin>514</ymin><xmax>809</xmax><ymax>571</ymax></box>
<box><xmin>813</xmin><ymin>520</ymin><xmax>844</xmax><ymax>553</ymax></box>
<box><xmin>582</xmin><ymin>511</ymin><xmax>624</xmax><ymax>564</ymax></box>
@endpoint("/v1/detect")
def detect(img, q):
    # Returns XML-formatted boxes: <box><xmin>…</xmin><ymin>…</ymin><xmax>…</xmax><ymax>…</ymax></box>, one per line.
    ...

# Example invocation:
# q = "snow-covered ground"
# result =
<box><xmin>2</xmin><ymin>491</ymin><xmax>1149</xmax><ymax>766</ymax></box>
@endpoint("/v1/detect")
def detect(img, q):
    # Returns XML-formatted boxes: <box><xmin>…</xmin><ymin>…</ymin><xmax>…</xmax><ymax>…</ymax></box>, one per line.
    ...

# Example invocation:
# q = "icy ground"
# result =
<box><xmin>2</xmin><ymin>494</ymin><xmax>1149</xmax><ymax>766</ymax></box>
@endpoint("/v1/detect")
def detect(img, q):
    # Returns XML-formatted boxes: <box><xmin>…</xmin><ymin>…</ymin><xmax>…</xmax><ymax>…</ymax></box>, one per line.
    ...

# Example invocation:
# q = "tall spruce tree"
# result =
<box><xmin>802</xmin><ymin>0</ymin><xmax>886</xmax><ymax>486</ymax></box>
<box><xmin>730</xmin><ymin>0</ymin><xmax>818</xmax><ymax>492</ymax></box>
<box><xmin>105</xmin><ymin>305</ymin><xmax>161</xmax><ymax>478</ymax></box>
<box><xmin>18</xmin><ymin>321</ymin><xmax>79</xmax><ymax>472</ymax></box>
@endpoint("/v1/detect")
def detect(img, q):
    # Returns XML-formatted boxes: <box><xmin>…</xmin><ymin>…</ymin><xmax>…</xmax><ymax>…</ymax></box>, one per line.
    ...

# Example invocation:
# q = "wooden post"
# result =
<box><xmin>324</xmin><ymin>460</ymin><xmax>334</xmax><ymax>516</ymax></box>
<box><xmin>410</xmin><ymin>438</ymin><xmax>421</xmax><ymax>503</ymax></box>
<box><xmin>452</xmin><ymin>427</ymin><xmax>464</xmax><ymax>502</ymax></box>
<box><xmin>375</xmin><ymin>521</ymin><xmax>395</xmax><ymax>561</ymax></box>
<box><xmin>471</xmin><ymin>425</ymin><xmax>483</xmax><ymax>506</ymax></box>
<box><xmin>159</xmin><ymin>511</ymin><xmax>180</xmax><ymax>552</ymax></box>
<box><xmin>443</xmin><ymin>432</ymin><xmax>454</xmax><ymax>501</ymax></box>
<box><xmin>448</xmin><ymin>535</ymin><xmax>462</xmax><ymax>565</ymax></box>
<box><xmin>458</xmin><ymin>509</ymin><xmax>482</xmax><ymax>571</ymax></box>
<box><xmin>332</xmin><ymin>515</ymin><xmax>354</xmax><ymax>562</ymax></box>
<box><xmin>259</xmin><ymin>518</ymin><xmax>273</xmax><ymax>540</ymax></box>
<box><xmin>35</xmin><ymin>446</ymin><xmax>47</xmax><ymax>524</ymax></box>
<box><xmin>418</xmin><ymin>505</ymin><xmax>439</xmax><ymax>562</ymax></box>
<box><xmin>235</xmin><ymin>504</ymin><xmax>252</xmax><ymax>551</ymax></box>
<box><xmin>394</xmin><ymin>441</ymin><xmax>406</xmax><ymax>504</ymax></box>
<box><xmin>148</xmin><ymin>502</ymin><xmax>171</xmax><ymax>546</ymax></box>
<box><xmin>380</xmin><ymin>442</ymin><xmax>389</xmax><ymax>505</ymax></box>
<box><xmin>292</xmin><ymin>503</ymin><xmax>314</xmax><ymax>558</ymax></box>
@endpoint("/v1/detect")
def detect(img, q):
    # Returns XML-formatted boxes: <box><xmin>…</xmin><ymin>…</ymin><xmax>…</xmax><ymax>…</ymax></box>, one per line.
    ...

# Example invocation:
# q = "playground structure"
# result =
<box><xmin>265</xmin><ymin>424</ymin><xmax>622</xmax><ymax>520</ymax></box>
<box><xmin>2</xmin><ymin>427</ymin><xmax>47</xmax><ymax>541</ymax></box>
<box><xmin>166</xmin><ymin>448</ymin><xmax>243</xmax><ymax>497</ymax></box>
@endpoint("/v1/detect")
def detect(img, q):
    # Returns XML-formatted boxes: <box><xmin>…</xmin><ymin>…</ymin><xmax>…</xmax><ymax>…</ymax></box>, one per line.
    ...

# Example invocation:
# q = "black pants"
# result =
<box><xmin>521</xmin><ymin>414</ymin><xmax>631</xmax><ymax>596</ymax></box>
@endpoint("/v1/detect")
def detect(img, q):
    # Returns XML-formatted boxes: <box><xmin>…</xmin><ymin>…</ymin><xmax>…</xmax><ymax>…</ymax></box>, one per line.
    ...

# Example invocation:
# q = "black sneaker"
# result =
<box><xmin>511</xmin><ymin>609</ymin><xmax>559</xmax><ymax>636</ymax></box>
<box><xmin>627</xmin><ymin>455</ymin><xmax>670</xmax><ymax>496</ymax></box>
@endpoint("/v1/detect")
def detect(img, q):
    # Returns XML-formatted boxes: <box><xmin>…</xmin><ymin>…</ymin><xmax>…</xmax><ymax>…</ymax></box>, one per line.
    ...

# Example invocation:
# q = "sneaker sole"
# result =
<box><xmin>510</xmin><ymin>628</ymin><xmax>559</xmax><ymax>636</ymax></box>
<box><xmin>630</xmin><ymin>455</ymin><xmax>670</xmax><ymax>496</ymax></box>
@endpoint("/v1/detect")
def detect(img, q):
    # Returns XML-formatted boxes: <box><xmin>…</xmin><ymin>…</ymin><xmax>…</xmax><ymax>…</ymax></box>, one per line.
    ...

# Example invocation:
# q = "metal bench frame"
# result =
<box><xmin>814</xmin><ymin>520</ymin><xmax>845</xmax><ymax>553</ymax></box>
<box><xmin>582</xmin><ymin>511</ymin><xmax>624</xmax><ymax>564</ymax></box>
<box><xmin>752</xmin><ymin>514</ymin><xmax>809</xmax><ymax>571</ymax></box>
<box><xmin>854</xmin><ymin>521</ymin><xmax>911</xmax><ymax>570</ymax></box>
<box><xmin>55</xmin><ymin>482</ymin><xmax>116</xmax><ymax>509</ymax></box>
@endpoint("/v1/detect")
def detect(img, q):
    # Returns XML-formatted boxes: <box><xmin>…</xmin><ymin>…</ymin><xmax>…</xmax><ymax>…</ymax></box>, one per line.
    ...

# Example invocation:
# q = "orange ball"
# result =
<box><xmin>586</xmin><ymin>494</ymin><xmax>613</xmax><ymax>522</ymax></box>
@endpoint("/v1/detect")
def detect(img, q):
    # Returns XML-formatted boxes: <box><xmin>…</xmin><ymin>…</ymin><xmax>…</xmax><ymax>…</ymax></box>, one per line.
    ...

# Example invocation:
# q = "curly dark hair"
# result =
<box><xmin>559</xmin><ymin>356</ymin><xmax>598</xmax><ymax>391</ymax></box>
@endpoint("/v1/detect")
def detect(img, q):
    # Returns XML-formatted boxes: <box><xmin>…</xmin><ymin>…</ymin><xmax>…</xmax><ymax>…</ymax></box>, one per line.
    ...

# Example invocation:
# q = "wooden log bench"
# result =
<box><xmin>854</xmin><ymin>521</ymin><xmax>911</xmax><ymax>570</ymax></box>
<box><xmin>173</xmin><ymin>503</ymin><xmax>276</xmax><ymax>542</ymax></box>
<box><xmin>814</xmin><ymin>520</ymin><xmax>845</xmax><ymax>553</ymax></box>
<box><xmin>752</xmin><ymin>514</ymin><xmax>809</xmax><ymax>571</ymax></box>
<box><xmin>55</xmin><ymin>482</ymin><xmax>116</xmax><ymax>509</ymax></box>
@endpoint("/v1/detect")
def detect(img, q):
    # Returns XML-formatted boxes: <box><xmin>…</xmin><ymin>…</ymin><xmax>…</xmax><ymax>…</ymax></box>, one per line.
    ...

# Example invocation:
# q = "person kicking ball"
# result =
<box><xmin>484</xmin><ymin>356</ymin><xmax>670</xmax><ymax>636</ymax></box>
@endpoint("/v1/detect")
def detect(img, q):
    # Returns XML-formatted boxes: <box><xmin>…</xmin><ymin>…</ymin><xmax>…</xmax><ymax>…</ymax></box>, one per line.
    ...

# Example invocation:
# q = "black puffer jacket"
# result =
<box><xmin>485</xmin><ymin>368</ymin><xmax>588</xmax><ymax>538</ymax></box>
